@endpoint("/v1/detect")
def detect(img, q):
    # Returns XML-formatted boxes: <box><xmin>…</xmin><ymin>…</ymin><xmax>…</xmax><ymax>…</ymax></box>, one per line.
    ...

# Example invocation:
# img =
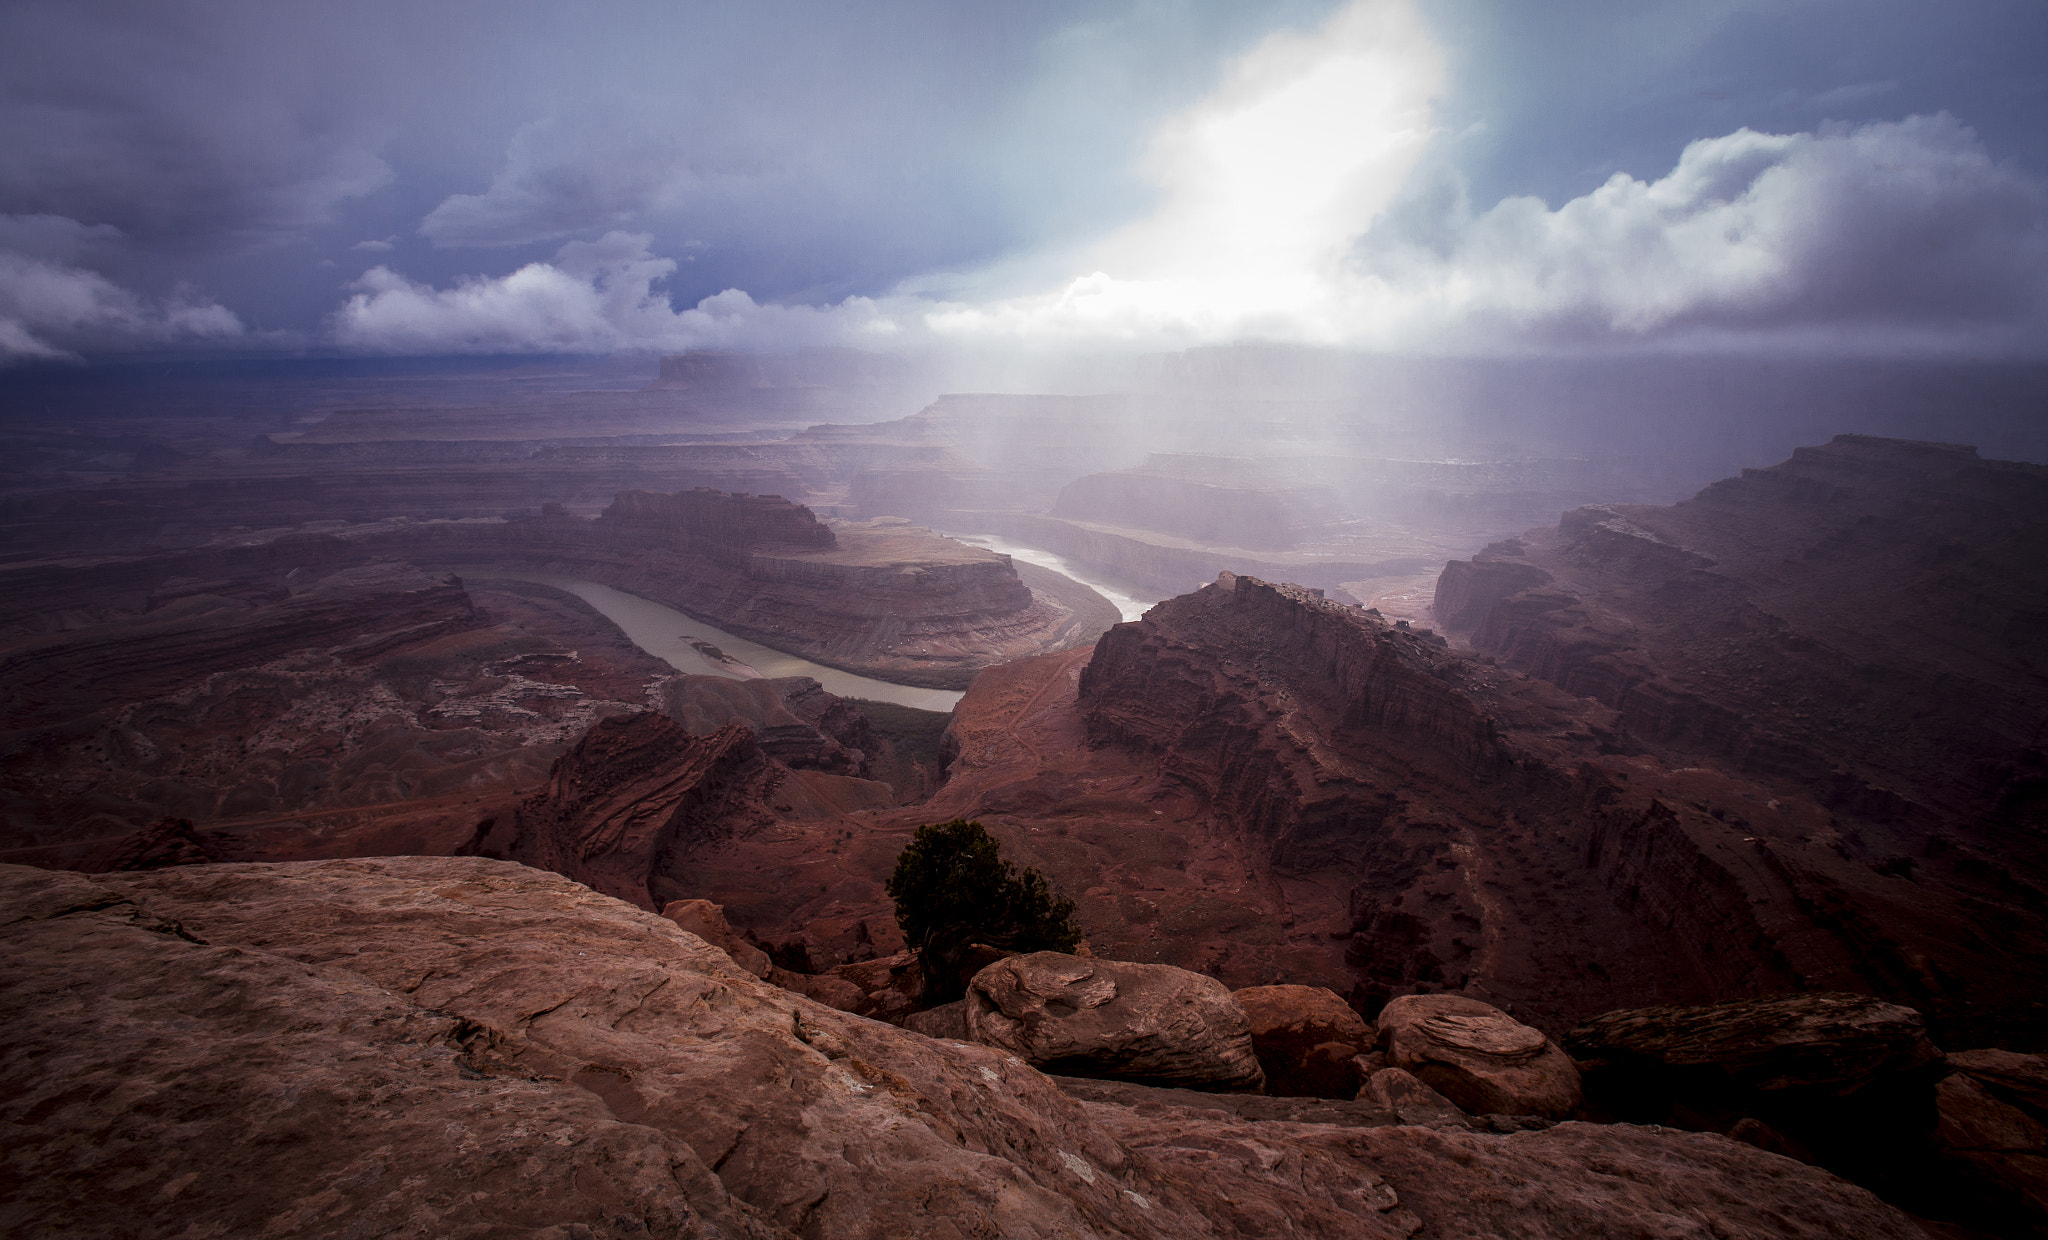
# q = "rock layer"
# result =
<box><xmin>1436</xmin><ymin>435</ymin><xmax>2048</xmax><ymax>1043</ymax></box>
<box><xmin>480</xmin><ymin>712</ymin><xmax>779</xmax><ymax>911</ymax></box>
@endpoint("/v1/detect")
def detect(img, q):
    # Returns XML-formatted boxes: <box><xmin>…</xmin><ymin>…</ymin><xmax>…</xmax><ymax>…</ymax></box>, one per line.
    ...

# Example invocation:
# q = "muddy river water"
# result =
<box><xmin>488</xmin><ymin>540</ymin><xmax>1158</xmax><ymax>714</ymax></box>
<box><xmin>483</xmin><ymin>572</ymin><xmax>967</xmax><ymax>712</ymax></box>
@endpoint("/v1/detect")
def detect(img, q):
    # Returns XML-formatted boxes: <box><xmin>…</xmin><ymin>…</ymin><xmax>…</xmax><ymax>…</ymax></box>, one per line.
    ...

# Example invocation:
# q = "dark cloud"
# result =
<box><xmin>1</xmin><ymin>0</ymin><xmax>2045</xmax><ymax>359</ymax></box>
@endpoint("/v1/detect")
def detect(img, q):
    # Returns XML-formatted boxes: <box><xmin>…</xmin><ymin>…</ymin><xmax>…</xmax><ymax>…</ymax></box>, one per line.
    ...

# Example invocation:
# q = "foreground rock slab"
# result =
<box><xmin>968</xmin><ymin>951</ymin><xmax>1267</xmax><ymax>1091</ymax></box>
<box><xmin>1</xmin><ymin>859</ymin><xmax>1933</xmax><ymax>1239</ymax></box>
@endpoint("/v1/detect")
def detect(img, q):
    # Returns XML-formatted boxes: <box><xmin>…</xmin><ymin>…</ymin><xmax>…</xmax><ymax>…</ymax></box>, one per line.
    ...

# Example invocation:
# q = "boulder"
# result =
<box><xmin>1377</xmin><ymin>994</ymin><xmax>1583</xmax><ymax>1119</ymax></box>
<box><xmin>904</xmin><ymin>1000</ymin><xmax>969</xmax><ymax>1041</ymax></box>
<box><xmin>965</xmin><ymin>951</ymin><xmax>1265</xmax><ymax>1091</ymax></box>
<box><xmin>1935</xmin><ymin>1073</ymin><xmax>2047</xmax><ymax>1152</ymax></box>
<box><xmin>1233</xmin><ymin>984</ymin><xmax>1373</xmax><ymax>1098</ymax></box>
<box><xmin>1933</xmin><ymin>1051</ymin><xmax>2048</xmax><ymax>1230</ymax></box>
<box><xmin>1565</xmin><ymin>993</ymin><xmax>1944</xmax><ymax>1099</ymax></box>
<box><xmin>1947</xmin><ymin>1048</ymin><xmax>2048</xmax><ymax>1116</ymax></box>
<box><xmin>660</xmin><ymin>898</ymin><xmax>772</xmax><ymax>977</ymax></box>
<box><xmin>1563</xmin><ymin>993</ymin><xmax>1954</xmax><ymax>1217</ymax></box>
<box><xmin>1361</xmin><ymin>1067</ymin><xmax>1469</xmax><ymax>1129</ymax></box>
<box><xmin>766</xmin><ymin>964</ymin><xmax>864</xmax><ymax>1012</ymax></box>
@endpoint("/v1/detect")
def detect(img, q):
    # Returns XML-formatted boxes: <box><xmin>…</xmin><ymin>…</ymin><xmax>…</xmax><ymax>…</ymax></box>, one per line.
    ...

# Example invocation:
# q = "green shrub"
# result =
<box><xmin>886</xmin><ymin>819</ymin><xmax>1079</xmax><ymax>1003</ymax></box>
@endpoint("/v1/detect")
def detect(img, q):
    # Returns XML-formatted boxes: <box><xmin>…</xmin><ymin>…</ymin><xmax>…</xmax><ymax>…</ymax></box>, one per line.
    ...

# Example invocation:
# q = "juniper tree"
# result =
<box><xmin>886</xmin><ymin>819</ymin><xmax>1079</xmax><ymax>1003</ymax></box>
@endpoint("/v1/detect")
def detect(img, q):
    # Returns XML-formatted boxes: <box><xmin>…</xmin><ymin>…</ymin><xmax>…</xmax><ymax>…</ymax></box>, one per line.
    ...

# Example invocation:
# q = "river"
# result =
<box><xmin>481</xmin><ymin>573</ymin><xmax>967</xmax><ymax>712</ymax></box>
<box><xmin>946</xmin><ymin>534</ymin><xmax>1158</xmax><ymax>622</ymax></box>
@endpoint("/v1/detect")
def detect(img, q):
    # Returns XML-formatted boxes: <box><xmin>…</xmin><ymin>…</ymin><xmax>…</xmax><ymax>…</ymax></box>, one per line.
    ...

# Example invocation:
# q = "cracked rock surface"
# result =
<box><xmin>2</xmin><ymin>857</ymin><xmax>1930</xmax><ymax>1239</ymax></box>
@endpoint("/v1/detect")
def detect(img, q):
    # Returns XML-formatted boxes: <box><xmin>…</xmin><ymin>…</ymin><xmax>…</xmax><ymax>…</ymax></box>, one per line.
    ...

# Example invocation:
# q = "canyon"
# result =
<box><xmin>2</xmin><ymin>350</ymin><xmax>2046</xmax><ymax>1236</ymax></box>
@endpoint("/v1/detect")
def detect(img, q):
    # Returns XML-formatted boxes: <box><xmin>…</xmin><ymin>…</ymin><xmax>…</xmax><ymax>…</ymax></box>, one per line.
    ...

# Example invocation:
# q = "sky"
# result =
<box><xmin>1</xmin><ymin>0</ymin><xmax>2045</xmax><ymax>363</ymax></box>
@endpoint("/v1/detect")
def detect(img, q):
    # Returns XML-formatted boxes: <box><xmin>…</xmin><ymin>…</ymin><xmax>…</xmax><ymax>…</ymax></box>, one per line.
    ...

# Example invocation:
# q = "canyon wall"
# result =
<box><xmin>1064</xmin><ymin>570</ymin><xmax>2048</xmax><ymax>1046</ymax></box>
<box><xmin>1435</xmin><ymin>434</ymin><xmax>2048</xmax><ymax>875</ymax></box>
<box><xmin>0</xmin><ymin>487</ymin><xmax>1118</xmax><ymax>692</ymax></box>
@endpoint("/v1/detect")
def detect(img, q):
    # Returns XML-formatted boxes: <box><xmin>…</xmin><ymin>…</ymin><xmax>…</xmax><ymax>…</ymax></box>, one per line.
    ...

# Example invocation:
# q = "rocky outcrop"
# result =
<box><xmin>1936</xmin><ymin>1050</ymin><xmax>2048</xmax><ymax>1231</ymax></box>
<box><xmin>657</xmin><ymin>674</ymin><xmax>873</xmax><ymax>775</ymax></box>
<box><xmin>1376</xmin><ymin>994</ymin><xmax>1584</xmax><ymax>1119</ymax></box>
<box><xmin>1565</xmin><ymin>992</ymin><xmax>1944</xmax><ymax>1099</ymax></box>
<box><xmin>87</xmin><ymin>816</ymin><xmax>218</xmax><ymax>871</ymax></box>
<box><xmin>482</xmin><ymin>712</ymin><xmax>781</xmax><ymax>911</ymax></box>
<box><xmin>1233</xmin><ymin>984</ymin><xmax>1374</xmax><ymax>1098</ymax></box>
<box><xmin>966</xmin><ymin>952</ymin><xmax>1266</xmax><ymax>1091</ymax></box>
<box><xmin>1566</xmin><ymin>993</ymin><xmax>1952</xmax><ymax>1206</ymax></box>
<box><xmin>662</xmin><ymin>897</ymin><xmax>772</xmax><ymax>977</ymax></box>
<box><xmin>0</xmin><ymin>858</ymin><xmax>1932</xmax><ymax>1240</ymax></box>
<box><xmin>1082</xmin><ymin>572</ymin><xmax>1519</xmax><ymax>791</ymax></box>
<box><xmin>1361</xmin><ymin>1067</ymin><xmax>1470</xmax><ymax>1127</ymax></box>
<box><xmin>600</xmin><ymin>486</ymin><xmax>838</xmax><ymax>559</ymax></box>
<box><xmin>1433</xmin><ymin>437</ymin><xmax>2048</xmax><ymax>1044</ymax></box>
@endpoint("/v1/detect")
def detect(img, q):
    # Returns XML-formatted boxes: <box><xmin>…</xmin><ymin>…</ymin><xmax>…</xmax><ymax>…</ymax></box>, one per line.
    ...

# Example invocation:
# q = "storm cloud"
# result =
<box><xmin>2</xmin><ymin>0</ymin><xmax>2045</xmax><ymax>361</ymax></box>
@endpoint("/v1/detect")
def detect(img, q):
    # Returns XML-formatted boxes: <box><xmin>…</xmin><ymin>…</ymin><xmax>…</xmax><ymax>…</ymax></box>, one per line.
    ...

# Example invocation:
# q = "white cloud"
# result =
<box><xmin>331</xmin><ymin>231</ymin><xmax>900</xmax><ymax>353</ymax></box>
<box><xmin>0</xmin><ymin>214</ymin><xmax>242</xmax><ymax>362</ymax></box>
<box><xmin>1348</xmin><ymin>112</ymin><xmax>2048</xmax><ymax>350</ymax></box>
<box><xmin>917</xmin><ymin>111</ymin><xmax>2048</xmax><ymax>352</ymax></box>
<box><xmin>329</xmin><ymin>3</ymin><xmax>2048</xmax><ymax>358</ymax></box>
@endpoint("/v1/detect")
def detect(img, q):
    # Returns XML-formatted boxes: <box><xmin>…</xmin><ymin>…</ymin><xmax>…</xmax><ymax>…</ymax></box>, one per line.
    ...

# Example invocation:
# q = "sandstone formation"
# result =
<box><xmin>475</xmin><ymin>489</ymin><xmax>1116</xmax><ymax>688</ymax></box>
<box><xmin>1375</xmin><ymin>994</ymin><xmax>1584</xmax><ymax>1119</ymax></box>
<box><xmin>1361</xmin><ymin>1067</ymin><xmax>1470</xmax><ymax>1127</ymax></box>
<box><xmin>1</xmin><ymin>571</ymin><xmax>671</xmax><ymax>865</ymax></box>
<box><xmin>1936</xmin><ymin>1050</ymin><xmax>2048</xmax><ymax>1231</ymax></box>
<box><xmin>0</xmin><ymin>857</ymin><xmax>1931</xmax><ymax>1240</ymax></box>
<box><xmin>467</xmin><ymin>707</ymin><xmax>895</xmax><ymax>918</ymax></box>
<box><xmin>1233</xmin><ymin>984</ymin><xmax>1375</xmax><ymax>1098</ymax></box>
<box><xmin>483</xmin><ymin>713</ymin><xmax>776</xmax><ymax>910</ymax></box>
<box><xmin>1565</xmin><ymin>992</ymin><xmax>1945</xmax><ymax>1099</ymax></box>
<box><xmin>1565</xmin><ymin>993</ymin><xmax>1962</xmax><ymax>1214</ymax></box>
<box><xmin>656</xmin><ymin>673</ymin><xmax>875</xmax><ymax>776</ymax></box>
<box><xmin>91</xmin><ymin>815</ymin><xmax>218</xmax><ymax>870</ymax></box>
<box><xmin>661</xmin><ymin>897</ymin><xmax>772</xmax><ymax>977</ymax></box>
<box><xmin>966</xmin><ymin>952</ymin><xmax>1266</xmax><ymax>1091</ymax></box>
<box><xmin>1436</xmin><ymin>435</ymin><xmax>2048</xmax><ymax>1044</ymax></box>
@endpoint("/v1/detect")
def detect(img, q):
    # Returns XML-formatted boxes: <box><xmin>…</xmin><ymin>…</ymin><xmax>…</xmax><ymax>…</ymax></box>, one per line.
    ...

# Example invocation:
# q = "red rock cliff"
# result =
<box><xmin>490</xmin><ymin>712</ymin><xmax>780</xmax><ymax>911</ymax></box>
<box><xmin>599</xmin><ymin>486</ymin><xmax>835</xmax><ymax>566</ymax></box>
